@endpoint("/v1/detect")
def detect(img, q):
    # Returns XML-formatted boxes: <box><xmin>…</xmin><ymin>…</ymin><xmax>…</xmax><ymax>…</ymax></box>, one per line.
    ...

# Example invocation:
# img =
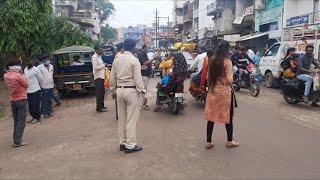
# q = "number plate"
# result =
<box><xmin>73</xmin><ymin>84</ymin><xmax>81</xmax><ymax>90</ymax></box>
<box><xmin>175</xmin><ymin>93</ymin><xmax>184</xmax><ymax>98</ymax></box>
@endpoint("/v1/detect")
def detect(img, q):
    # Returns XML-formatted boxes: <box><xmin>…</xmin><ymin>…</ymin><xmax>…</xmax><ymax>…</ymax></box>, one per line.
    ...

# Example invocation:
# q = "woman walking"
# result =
<box><xmin>24</xmin><ymin>60</ymin><xmax>42</xmax><ymax>124</ymax></box>
<box><xmin>205</xmin><ymin>40</ymin><xmax>239</xmax><ymax>149</ymax></box>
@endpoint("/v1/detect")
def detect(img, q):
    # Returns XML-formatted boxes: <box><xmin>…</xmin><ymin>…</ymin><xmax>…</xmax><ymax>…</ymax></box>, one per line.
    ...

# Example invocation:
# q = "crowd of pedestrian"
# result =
<box><xmin>3</xmin><ymin>55</ymin><xmax>61</xmax><ymax>147</ymax></box>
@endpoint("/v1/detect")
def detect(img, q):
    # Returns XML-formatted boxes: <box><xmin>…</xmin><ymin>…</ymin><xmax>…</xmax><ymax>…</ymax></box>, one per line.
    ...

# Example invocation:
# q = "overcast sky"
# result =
<box><xmin>108</xmin><ymin>0</ymin><xmax>173</xmax><ymax>28</ymax></box>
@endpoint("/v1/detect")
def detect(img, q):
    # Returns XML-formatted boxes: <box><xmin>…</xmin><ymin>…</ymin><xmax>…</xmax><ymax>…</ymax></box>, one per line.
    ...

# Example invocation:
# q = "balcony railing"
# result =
<box><xmin>72</xmin><ymin>11</ymin><xmax>93</xmax><ymax>19</ymax></box>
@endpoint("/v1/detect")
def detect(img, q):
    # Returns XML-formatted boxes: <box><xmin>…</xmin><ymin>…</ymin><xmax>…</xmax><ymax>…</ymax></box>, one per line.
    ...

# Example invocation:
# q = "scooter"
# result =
<box><xmin>233</xmin><ymin>63</ymin><xmax>260</xmax><ymax>97</ymax></box>
<box><xmin>158</xmin><ymin>81</ymin><xmax>185</xmax><ymax>115</ymax></box>
<box><xmin>281</xmin><ymin>69</ymin><xmax>320</xmax><ymax>105</ymax></box>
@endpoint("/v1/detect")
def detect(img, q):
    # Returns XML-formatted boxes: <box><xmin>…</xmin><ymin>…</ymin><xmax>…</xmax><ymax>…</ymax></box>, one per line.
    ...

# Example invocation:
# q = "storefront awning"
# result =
<box><xmin>238</xmin><ymin>32</ymin><xmax>269</xmax><ymax>41</ymax></box>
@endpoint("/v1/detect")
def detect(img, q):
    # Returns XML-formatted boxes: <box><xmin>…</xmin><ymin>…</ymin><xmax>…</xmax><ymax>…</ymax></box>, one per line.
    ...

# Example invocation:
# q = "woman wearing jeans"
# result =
<box><xmin>24</xmin><ymin>60</ymin><xmax>42</xmax><ymax>124</ymax></box>
<box><xmin>204</xmin><ymin>40</ymin><xmax>239</xmax><ymax>149</ymax></box>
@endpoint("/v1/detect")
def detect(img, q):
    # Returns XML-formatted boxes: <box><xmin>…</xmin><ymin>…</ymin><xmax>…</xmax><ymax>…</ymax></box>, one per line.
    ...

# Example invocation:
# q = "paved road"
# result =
<box><xmin>0</xmin><ymin>78</ymin><xmax>319</xmax><ymax>179</ymax></box>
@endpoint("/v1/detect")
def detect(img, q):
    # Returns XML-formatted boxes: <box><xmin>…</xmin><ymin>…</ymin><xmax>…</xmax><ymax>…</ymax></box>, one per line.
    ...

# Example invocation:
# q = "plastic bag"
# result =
<box><xmin>104</xmin><ymin>68</ymin><xmax>111</xmax><ymax>89</ymax></box>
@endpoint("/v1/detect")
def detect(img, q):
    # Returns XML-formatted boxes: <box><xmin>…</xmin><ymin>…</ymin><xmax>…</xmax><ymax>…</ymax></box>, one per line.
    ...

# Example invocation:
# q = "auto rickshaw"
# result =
<box><xmin>53</xmin><ymin>46</ymin><xmax>95</xmax><ymax>97</ymax></box>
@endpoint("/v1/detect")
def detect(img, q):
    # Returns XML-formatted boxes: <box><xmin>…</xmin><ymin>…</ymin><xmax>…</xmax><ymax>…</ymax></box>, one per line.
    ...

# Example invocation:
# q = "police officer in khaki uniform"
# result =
<box><xmin>110</xmin><ymin>39</ymin><xmax>146</xmax><ymax>154</ymax></box>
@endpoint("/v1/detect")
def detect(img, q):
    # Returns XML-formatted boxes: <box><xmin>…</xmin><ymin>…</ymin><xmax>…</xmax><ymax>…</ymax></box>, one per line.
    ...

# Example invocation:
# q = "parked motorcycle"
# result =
<box><xmin>158</xmin><ymin>82</ymin><xmax>185</xmax><ymax>114</ymax></box>
<box><xmin>233</xmin><ymin>63</ymin><xmax>260</xmax><ymax>97</ymax></box>
<box><xmin>281</xmin><ymin>69</ymin><xmax>320</xmax><ymax>105</ymax></box>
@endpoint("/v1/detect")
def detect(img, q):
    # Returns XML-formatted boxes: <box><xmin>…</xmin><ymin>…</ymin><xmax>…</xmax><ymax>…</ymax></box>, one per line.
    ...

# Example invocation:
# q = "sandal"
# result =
<box><xmin>226</xmin><ymin>140</ymin><xmax>240</xmax><ymax>148</ymax></box>
<box><xmin>205</xmin><ymin>143</ymin><xmax>214</xmax><ymax>150</ymax></box>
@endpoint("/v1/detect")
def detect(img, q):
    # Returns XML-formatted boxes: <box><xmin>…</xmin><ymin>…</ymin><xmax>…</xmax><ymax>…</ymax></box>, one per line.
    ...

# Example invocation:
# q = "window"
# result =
<box><xmin>266</xmin><ymin>44</ymin><xmax>280</xmax><ymax>56</ymax></box>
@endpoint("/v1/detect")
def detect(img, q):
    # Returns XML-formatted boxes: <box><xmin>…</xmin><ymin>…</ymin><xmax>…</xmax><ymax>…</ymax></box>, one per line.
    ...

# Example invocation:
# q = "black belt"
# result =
<box><xmin>117</xmin><ymin>86</ymin><xmax>136</xmax><ymax>89</ymax></box>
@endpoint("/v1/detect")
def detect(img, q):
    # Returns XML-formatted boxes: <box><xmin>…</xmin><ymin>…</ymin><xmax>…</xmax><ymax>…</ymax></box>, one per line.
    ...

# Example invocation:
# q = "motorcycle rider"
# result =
<box><xmin>296</xmin><ymin>45</ymin><xmax>320</xmax><ymax>106</ymax></box>
<box><xmin>189</xmin><ymin>47</ymin><xmax>207</xmax><ymax>79</ymax></box>
<box><xmin>232</xmin><ymin>47</ymin><xmax>255</xmax><ymax>83</ymax></box>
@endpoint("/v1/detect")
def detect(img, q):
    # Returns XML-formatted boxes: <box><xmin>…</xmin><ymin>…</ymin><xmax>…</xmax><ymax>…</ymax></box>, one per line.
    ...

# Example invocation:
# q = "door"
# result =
<box><xmin>260</xmin><ymin>43</ymin><xmax>280</xmax><ymax>77</ymax></box>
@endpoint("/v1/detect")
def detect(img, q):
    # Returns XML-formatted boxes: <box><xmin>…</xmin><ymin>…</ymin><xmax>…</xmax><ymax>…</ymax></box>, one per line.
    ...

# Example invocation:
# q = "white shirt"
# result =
<box><xmin>38</xmin><ymin>64</ymin><xmax>54</xmax><ymax>89</ymax></box>
<box><xmin>189</xmin><ymin>52</ymin><xmax>207</xmax><ymax>77</ymax></box>
<box><xmin>247</xmin><ymin>49</ymin><xmax>255</xmax><ymax>60</ymax></box>
<box><xmin>110</xmin><ymin>51</ymin><xmax>146</xmax><ymax>93</ymax></box>
<box><xmin>92</xmin><ymin>53</ymin><xmax>105</xmax><ymax>80</ymax></box>
<box><xmin>24</xmin><ymin>66</ymin><xmax>42</xmax><ymax>94</ymax></box>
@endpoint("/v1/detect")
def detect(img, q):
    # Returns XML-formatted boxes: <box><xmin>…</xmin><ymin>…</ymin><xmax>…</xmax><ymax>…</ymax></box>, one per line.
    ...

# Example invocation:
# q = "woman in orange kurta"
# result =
<box><xmin>204</xmin><ymin>40</ymin><xmax>239</xmax><ymax>149</ymax></box>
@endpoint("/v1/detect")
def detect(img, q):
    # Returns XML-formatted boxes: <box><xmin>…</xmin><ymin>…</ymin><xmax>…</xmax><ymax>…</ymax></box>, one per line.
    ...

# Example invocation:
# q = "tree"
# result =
<box><xmin>101</xmin><ymin>25</ymin><xmax>117</xmax><ymax>43</ymax></box>
<box><xmin>95</xmin><ymin>0</ymin><xmax>115</xmax><ymax>24</ymax></box>
<box><xmin>0</xmin><ymin>0</ymin><xmax>54</xmax><ymax>58</ymax></box>
<box><xmin>0</xmin><ymin>0</ymin><xmax>97</xmax><ymax>59</ymax></box>
<box><xmin>52</xmin><ymin>17</ymin><xmax>95</xmax><ymax>49</ymax></box>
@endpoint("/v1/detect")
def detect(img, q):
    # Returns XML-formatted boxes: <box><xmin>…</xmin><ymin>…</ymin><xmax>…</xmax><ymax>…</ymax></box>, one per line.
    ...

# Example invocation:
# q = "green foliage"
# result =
<box><xmin>52</xmin><ymin>17</ymin><xmax>94</xmax><ymax>49</ymax></box>
<box><xmin>0</xmin><ymin>0</ymin><xmax>95</xmax><ymax>59</ymax></box>
<box><xmin>0</xmin><ymin>0</ymin><xmax>54</xmax><ymax>58</ymax></box>
<box><xmin>95</xmin><ymin>0</ymin><xmax>115</xmax><ymax>23</ymax></box>
<box><xmin>101</xmin><ymin>24</ymin><xmax>117</xmax><ymax>43</ymax></box>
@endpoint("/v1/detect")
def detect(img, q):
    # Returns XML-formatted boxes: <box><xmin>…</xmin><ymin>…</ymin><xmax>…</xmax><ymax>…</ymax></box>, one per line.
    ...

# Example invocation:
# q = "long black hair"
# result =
<box><xmin>284</xmin><ymin>47</ymin><xmax>296</xmax><ymax>60</ymax></box>
<box><xmin>208</xmin><ymin>40</ymin><xmax>230</xmax><ymax>90</ymax></box>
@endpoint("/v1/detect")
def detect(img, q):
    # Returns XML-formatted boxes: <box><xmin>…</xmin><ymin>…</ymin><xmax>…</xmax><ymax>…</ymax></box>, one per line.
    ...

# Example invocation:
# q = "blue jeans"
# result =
<box><xmin>41</xmin><ymin>88</ymin><xmax>53</xmax><ymax>116</ymax></box>
<box><xmin>297</xmin><ymin>74</ymin><xmax>313</xmax><ymax>96</ymax></box>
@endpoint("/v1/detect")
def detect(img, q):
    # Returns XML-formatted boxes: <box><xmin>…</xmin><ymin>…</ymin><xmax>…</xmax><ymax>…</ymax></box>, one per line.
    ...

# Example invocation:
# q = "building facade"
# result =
<box><xmin>254</xmin><ymin>0</ymin><xmax>284</xmax><ymax>38</ymax></box>
<box><xmin>54</xmin><ymin>0</ymin><xmax>101</xmax><ymax>40</ymax></box>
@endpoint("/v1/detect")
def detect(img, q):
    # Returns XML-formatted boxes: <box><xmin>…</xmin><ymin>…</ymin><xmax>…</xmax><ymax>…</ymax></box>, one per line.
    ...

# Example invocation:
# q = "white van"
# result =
<box><xmin>259</xmin><ymin>24</ymin><xmax>320</xmax><ymax>87</ymax></box>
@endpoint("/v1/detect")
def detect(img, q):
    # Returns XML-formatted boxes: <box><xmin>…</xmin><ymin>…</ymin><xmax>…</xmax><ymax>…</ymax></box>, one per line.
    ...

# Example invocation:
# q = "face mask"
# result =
<box><xmin>8</xmin><ymin>65</ymin><xmax>22</xmax><ymax>71</ymax></box>
<box><xmin>44</xmin><ymin>60</ymin><xmax>50</xmax><ymax>65</ymax></box>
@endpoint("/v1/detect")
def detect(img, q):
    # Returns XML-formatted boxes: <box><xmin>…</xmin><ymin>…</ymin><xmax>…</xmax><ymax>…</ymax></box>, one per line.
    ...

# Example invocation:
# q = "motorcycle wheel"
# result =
<box><xmin>283</xmin><ymin>94</ymin><xmax>299</xmax><ymax>105</ymax></box>
<box><xmin>250</xmin><ymin>82</ymin><xmax>260</xmax><ymax>97</ymax></box>
<box><xmin>171</xmin><ymin>98</ymin><xmax>180</xmax><ymax>115</ymax></box>
<box><xmin>233</xmin><ymin>84</ymin><xmax>240</xmax><ymax>92</ymax></box>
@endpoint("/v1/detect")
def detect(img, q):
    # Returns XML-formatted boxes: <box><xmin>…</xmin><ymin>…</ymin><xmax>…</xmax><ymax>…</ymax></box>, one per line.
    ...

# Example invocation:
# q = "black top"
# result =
<box><xmin>137</xmin><ymin>50</ymin><xmax>151</xmax><ymax>77</ymax></box>
<box><xmin>231</xmin><ymin>53</ymin><xmax>254</xmax><ymax>68</ymax></box>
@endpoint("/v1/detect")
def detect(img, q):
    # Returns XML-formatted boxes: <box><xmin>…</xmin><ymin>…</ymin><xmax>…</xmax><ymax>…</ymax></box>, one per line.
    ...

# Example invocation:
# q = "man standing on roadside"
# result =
<box><xmin>92</xmin><ymin>46</ymin><xmax>107</xmax><ymax>113</ymax></box>
<box><xmin>38</xmin><ymin>57</ymin><xmax>54</xmax><ymax>118</ymax></box>
<box><xmin>110</xmin><ymin>39</ymin><xmax>146</xmax><ymax>154</ymax></box>
<box><xmin>137</xmin><ymin>44</ymin><xmax>152</xmax><ymax>109</ymax></box>
<box><xmin>4</xmin><ymin>57</ymin><xmax>29</xmax><ymax>147</ymax></box>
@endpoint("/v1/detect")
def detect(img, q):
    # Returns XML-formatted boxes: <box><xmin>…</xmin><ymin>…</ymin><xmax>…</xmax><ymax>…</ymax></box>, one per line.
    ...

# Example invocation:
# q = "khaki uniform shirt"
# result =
<box><xmin>110</xmin><ymin>51</ymin><xmax>146</xmax><ymax>93</ymax></box>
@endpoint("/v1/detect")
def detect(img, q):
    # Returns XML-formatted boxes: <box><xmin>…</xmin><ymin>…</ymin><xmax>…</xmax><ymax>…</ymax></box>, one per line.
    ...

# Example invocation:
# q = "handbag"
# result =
<box><xmin>231</xmin><ymin>85</ymin><xmax>238</xmax><ymax>108</ymax></box>
<box><xmin>104</xmin><ymin>68</ymin><xmax>111</xmax><ymax>89</ymax></box>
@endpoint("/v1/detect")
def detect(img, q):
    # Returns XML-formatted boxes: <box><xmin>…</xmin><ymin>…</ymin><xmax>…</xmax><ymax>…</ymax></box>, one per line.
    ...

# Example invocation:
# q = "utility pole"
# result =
<box><xmin>155</xmin><ymin>9</ymin><xmax>158</xmax><ymax>48</ymax></box>
<box><xmin>154</xmin><ymin>11</ymin><xmax>171</xmax><ymax>48</ymax></box>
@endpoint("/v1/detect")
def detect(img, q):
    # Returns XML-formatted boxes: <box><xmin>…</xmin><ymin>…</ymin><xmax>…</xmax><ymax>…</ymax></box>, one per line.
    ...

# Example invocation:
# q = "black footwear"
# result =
<box><xmin>120</xmin><ymin>144</ymin><xmax>125</xmax><ymax>151</ymax></box>
<box><xmin>125</xmin><ymin>145</ymin><xmax>143</xmax><ymax>154</ymax></box>
<box><xmin>97</xmin><ymin>109</ymin><xmax>107</xmax><ymax>113</ymax></box>
<box><xmin>13</xmin><ymin>141</ymin><xmax>29</xmax><ymax>148</ymax></box>
<box><xmin>311</xmin><ymin>102</ymin><xmax>320</xmax><ymax>107</ymax></box>
<box><xmin>27</xmin><ymin>118</ymin><xmax>34</xmax><ymax>123</ymax></box>
<box><xmin>55</xmin><ymin>102</ymin><xmax>61</xmax><ymax>107</ymax></box>
<box><xmin>31</xmin><ymin>119</ymin><xmax>40</xmax><ymax>124</ymax></box>
<box><xmin>102</xmin><ymin>107</ymin><xmax>107</xmax><ymax>110</ymax></box>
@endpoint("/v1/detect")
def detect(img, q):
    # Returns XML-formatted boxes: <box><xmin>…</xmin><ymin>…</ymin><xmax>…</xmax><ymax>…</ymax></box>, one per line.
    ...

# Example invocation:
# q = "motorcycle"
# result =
<box><xmin>158</xmin><ymin>81</ymin><xmax>185</xmax><ymax>115</ymax></box>
<box><xmin>233</xmin><ymin>63</ymin><xmax>260</xmax><ymax>97</ymax></box>
<box><xmin>281</xmin><ymin>69</ymin><xmax>320</xmax><ymax>105</ymax></box>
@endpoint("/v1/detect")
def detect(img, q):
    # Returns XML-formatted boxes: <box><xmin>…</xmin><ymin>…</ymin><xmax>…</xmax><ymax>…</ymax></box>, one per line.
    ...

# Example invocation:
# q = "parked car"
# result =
<box><xmin>53</xmin><ymin>46</ymin><xmax>95</xmax><ymax>97</ymax></box>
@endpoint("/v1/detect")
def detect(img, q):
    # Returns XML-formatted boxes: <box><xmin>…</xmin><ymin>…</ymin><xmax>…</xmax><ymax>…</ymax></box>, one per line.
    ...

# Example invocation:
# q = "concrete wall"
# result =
<box><xmin>254</xmin><ymin>0</ymin><xmax>284</xmax><ymax>32</ymax></box>
<box><xmin>235</xmin><ymin>0</ymin><xmax>253</xmax><ymax>16</ymax></box>
<box><xmin>283</xmin><ymin>0</ymin><xmax>315</xmax><ymax>27</ymax></box>
<box><xmin>198</xmin><ymin>0</ymin><xmax>214</xmax><ymax>39</ymax></box>
<box><xmin>216</xmin><ymin>8</ymin><xmax>235</xmax><ymax>33</ymax></box>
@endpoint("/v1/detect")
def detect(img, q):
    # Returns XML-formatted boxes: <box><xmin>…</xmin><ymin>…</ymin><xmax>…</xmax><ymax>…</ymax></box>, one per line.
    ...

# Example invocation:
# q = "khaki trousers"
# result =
<box><xmin>117</xmin><ymin>88</ymin><xmax>141</xmax><ymax>149</ymax></box>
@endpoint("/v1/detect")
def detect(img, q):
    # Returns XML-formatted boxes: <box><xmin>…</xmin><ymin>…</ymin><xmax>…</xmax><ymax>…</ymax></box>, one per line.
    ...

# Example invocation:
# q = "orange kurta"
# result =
<box><xmin>204</xmin><ymin>59</ymin><xmax>233</xmax><ymax>124</ymax></box>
